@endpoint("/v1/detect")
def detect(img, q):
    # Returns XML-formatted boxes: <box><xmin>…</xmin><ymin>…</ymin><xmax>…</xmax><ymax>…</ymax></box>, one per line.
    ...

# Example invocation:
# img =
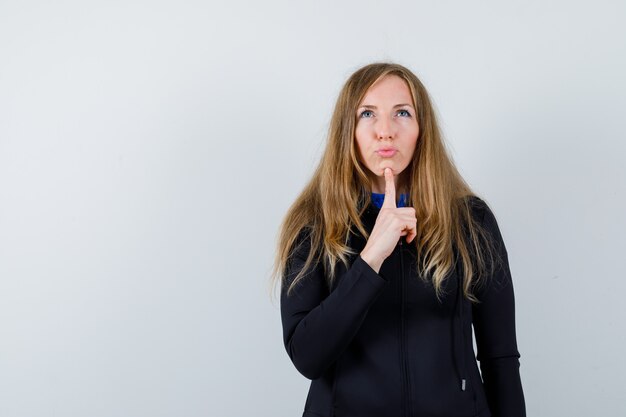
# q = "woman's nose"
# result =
<box><xmin>376</xmin><ymin>116</ymin><xmax>394</xmax><ymax>140</ymax></box>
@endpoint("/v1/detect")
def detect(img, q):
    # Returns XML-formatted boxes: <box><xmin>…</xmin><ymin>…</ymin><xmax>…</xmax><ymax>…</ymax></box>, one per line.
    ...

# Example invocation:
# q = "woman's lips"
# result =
<box><xmin>376</xmin><ymin>149</ymin><xmax>397</xmax><ymax>157</ymax></box>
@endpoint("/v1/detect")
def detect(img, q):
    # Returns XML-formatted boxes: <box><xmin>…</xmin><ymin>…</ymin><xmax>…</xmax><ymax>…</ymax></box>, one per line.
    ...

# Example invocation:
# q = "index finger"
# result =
<box><xmin>381</xmin><ymin>168</ymin><xmax>396</xmax><ymax>208</ymax></box>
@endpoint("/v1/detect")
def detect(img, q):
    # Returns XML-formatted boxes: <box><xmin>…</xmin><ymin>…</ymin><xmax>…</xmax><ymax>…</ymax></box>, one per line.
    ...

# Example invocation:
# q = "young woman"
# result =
<box><xmin>271</xmin><ymin>62</ymin><xmax>526</xmax><ymax>417</ymax></box>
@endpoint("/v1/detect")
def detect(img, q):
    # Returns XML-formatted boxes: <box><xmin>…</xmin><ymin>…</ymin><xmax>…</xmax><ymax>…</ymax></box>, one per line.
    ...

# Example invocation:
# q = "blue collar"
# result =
<box><xmin>371</xmin><ymin>192</ymin><xmax>409</xmax><ymax>209</ymax></box>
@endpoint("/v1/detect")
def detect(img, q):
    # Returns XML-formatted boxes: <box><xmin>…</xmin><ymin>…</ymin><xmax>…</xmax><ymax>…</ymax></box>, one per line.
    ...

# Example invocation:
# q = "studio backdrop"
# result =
<box><xmin>1</xmin><ymin>1</ymin><xmax>625</xmax><ymax>416</ymax></box>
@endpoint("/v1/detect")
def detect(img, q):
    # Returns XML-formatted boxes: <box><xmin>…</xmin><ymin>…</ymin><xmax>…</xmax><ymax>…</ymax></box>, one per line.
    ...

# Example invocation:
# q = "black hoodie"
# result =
<box><xmin>280</xmin><ymin>196</ymin><xmax>526</xmax><ymax>417</ymax></box>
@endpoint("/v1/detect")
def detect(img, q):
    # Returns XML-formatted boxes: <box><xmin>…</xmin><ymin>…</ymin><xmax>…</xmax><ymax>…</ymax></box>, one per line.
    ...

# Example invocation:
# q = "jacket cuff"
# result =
<box><xmin>353</xmin><ymin>254</ymin><xmax>389</xmax><ymax>286</ymax></box>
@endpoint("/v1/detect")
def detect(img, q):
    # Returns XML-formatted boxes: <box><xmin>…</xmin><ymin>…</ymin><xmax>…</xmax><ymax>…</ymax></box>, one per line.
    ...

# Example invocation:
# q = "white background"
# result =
<box><xmin>1</xmin><ymin>1</ymin><xmax>625</xmax><ymax>416</ymax></box>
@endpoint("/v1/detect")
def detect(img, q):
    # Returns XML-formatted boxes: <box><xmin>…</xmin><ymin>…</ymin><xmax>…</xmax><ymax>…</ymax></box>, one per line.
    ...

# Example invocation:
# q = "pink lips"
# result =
<box><xmin>376</xmin><ymin>149</ymin><xmax>397</xmax><ymax>157</ymax></box>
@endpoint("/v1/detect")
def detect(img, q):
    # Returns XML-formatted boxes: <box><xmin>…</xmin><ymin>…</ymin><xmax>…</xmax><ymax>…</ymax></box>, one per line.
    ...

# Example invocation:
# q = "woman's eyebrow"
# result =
<box><xmin>358</xmin><ymin>103</ymin><xmax>414</xmax><ymax>109</ymax></box>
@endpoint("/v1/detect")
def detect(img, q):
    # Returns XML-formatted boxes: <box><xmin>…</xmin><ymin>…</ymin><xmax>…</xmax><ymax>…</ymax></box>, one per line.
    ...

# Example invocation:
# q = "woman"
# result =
<box><xmin>271</xmin><ymin>62</ymin><xmax>526</xmax><ymax>417</ymax></box>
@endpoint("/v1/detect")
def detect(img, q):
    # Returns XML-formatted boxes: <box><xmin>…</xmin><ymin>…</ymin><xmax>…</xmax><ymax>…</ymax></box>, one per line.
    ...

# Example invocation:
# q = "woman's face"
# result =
<box><xmin>354</xmin><ymin>74</ymin><xmax>419</xmax><ymax>191</ymax></box>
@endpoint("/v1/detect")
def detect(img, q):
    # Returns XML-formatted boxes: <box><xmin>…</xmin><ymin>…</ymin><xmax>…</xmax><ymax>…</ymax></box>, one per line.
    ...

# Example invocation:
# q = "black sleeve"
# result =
<box><xmin>280</xmin><ymin>231</ymin><xmax>390</xmax><ymax>380</ymax></box>
<box><xmin>471</xmin><ymin>199</ymin><xmax>526</xmax><ymax>417</ymax></box>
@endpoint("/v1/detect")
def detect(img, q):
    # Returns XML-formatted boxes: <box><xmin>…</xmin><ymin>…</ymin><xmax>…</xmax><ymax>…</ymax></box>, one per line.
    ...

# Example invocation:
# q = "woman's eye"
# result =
<box><xmin>397</xmin><ymin>109</ymin><xmax>412</xmax><ymax>117</ymax></box>
<box><xmin>359</xmin><ymin>110</ymin><xmax>374</xmax><ymax>118</ymax></box>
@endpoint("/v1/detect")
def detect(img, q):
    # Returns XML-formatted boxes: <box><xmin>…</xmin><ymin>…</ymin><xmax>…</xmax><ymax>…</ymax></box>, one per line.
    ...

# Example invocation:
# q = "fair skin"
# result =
<box><xmin>354</xmin><ymin>74</ymin><xmax>419</xmax><ymax>194</ymax></box>
<box><xmin>355</xmin><ymin>75</ymin><xmax>419</xmax><ymax>273</ymax></box>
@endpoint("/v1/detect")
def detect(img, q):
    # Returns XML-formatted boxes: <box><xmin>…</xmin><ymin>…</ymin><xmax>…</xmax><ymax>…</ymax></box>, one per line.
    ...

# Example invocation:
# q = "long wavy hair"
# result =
<box><xmin>269</xmin><ymin>62</ymin><xmax>500</xmax><ymax>303</ymax></box>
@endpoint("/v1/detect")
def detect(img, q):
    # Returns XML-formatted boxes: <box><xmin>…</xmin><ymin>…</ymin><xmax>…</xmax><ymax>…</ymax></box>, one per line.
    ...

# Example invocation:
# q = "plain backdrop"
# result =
<box><xmin>1</xmin><ymin>1</ymin><xmax>625</xmax><ymax>416</ymax></box>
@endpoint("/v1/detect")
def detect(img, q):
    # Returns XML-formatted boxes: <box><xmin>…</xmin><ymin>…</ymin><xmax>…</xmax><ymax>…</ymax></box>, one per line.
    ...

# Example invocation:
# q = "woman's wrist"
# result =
<box><xmin>360</xmin><ymin>249</ymin><xmax>383</xmax><ymax>274</ymax></box>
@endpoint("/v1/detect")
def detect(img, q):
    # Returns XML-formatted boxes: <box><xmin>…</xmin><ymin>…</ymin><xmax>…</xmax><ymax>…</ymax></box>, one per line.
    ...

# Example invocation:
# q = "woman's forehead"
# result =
<box><xmin>359</xmin><ymin>75</ymin><xmax>414</xmax><ymax>106</ymax></box>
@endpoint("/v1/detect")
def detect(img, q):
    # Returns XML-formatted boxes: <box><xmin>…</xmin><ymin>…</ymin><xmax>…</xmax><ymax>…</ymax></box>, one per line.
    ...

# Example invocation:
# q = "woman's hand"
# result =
<box><xmin>360</xmin><ymin>168</ymin><xmax>417</xmax><ymax>273</ymax></box>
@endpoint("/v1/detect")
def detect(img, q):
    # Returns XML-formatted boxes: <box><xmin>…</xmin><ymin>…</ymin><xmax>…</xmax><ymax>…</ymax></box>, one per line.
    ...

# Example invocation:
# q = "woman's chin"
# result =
<box><xmin>378</xmin><ymin>165</ymin><xmax>398</xmax><ymax>176</ymax></box>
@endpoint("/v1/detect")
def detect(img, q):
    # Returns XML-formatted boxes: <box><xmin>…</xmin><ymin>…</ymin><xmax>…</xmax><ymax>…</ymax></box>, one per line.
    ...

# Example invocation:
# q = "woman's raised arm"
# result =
<box><xmin>280</xmin><ymin>232</ymin><xmax>389</xmax><ymax>380</ymax></box>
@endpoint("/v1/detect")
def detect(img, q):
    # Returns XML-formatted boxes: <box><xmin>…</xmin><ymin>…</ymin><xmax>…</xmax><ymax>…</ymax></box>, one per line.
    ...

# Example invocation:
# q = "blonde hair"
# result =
<box><xmin>269</xmin><ymin>62</ymin><xmax>501</xmax><ymax>303</ymax></box>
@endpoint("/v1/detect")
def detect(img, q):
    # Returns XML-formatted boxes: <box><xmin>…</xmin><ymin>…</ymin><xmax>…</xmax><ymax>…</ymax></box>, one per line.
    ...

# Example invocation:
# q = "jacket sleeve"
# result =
<box><xmin>280</xmin><ymin>230</ymin><xmax>389</xmax><ymax>380</ymax></box>
<box><xmin>471</xmin><ymin>200</ymin><xmax>526</xmax><ymax>417</ymax></box>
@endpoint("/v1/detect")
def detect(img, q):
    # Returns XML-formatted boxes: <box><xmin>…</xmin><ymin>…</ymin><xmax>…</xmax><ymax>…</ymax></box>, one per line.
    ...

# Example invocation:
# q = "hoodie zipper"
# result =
<box><xmin>399</xmin><ymin>239</ymin><xmax>412</xmax><ymax>417</ymax></box>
